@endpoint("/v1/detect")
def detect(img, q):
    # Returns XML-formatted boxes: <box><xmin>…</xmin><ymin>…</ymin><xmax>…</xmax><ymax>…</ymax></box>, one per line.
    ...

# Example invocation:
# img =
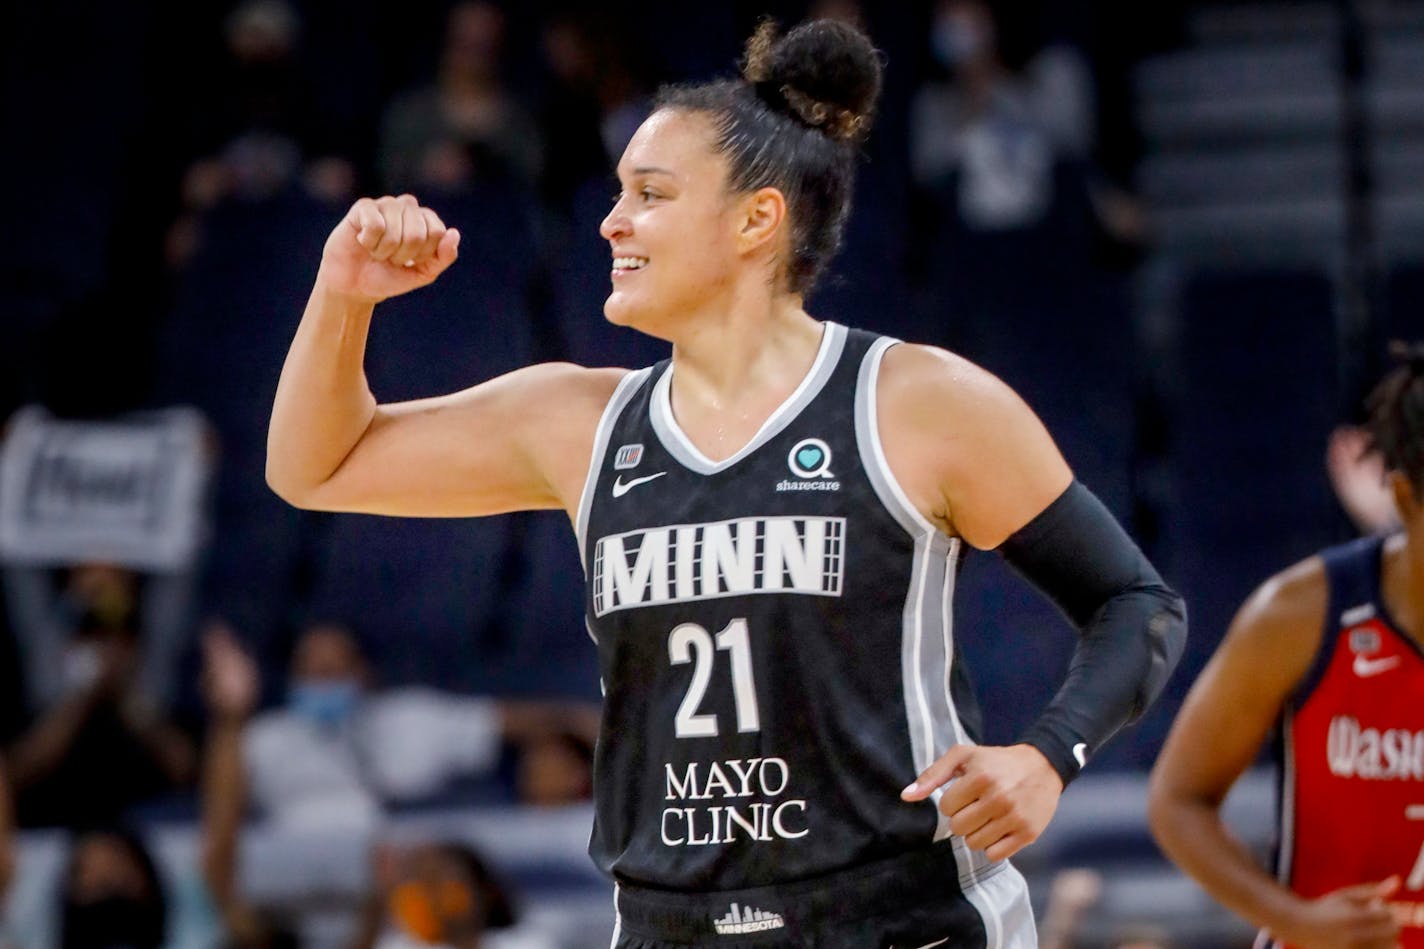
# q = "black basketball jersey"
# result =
<box><xmin>577</xmin><ymin>323</ymin><xmax>1000</xmax><ymax>896</ymax></box>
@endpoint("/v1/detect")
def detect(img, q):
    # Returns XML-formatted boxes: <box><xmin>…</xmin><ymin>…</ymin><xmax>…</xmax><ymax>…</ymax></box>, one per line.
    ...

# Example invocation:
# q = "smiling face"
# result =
<box><xmin>599</xmin><ymin>109</ymin><xmax>753</xmax><ymax>336</ymax></box>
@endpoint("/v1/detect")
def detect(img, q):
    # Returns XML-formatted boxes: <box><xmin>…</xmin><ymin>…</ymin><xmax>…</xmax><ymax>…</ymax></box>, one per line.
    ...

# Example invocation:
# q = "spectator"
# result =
<box><xmin>201</xmin><ymin>628</ymin><xmax>570</xmax><ymax>947</ymax></box>
<box><xmin>377</xmin><ymin>1</ymin><xmax>543</xmax><ymax>194</ymax></box>
<box><xmin>169</xmin><ymin>0</ymin><xmax>356</xmax><ymax>267</ymax></box>
<box><xmin>6</xmin><ymin>586</ymin><xmax>195</xmax><ymax>828</ymax></box>
<box><xmin>910</xmin><ymin>0</ymin><xmax>1094</xmax><ymax>231</ymax></box>
<box><xmin>3</xmin><ymin>561</ymin><xmax>195</xmax><ymax>716</ymax></box>
<box><xmin>58</xmin><ymin>829</ymin><xmax>168</xmax><ymax>949</ymax></box>
<box><xmin>1039</xmin><ymin>867</ymin><xmax>1177</xmax><ymax>949</ymax></box>
<box><xmin>201</xmin><ymin>629</ymin><xmax>300</xmax><ymax>949</ymax></box>
<box><xmin>229</xmin><ymin>621</ymin><xmax>598</xmax><ymax>831</ymax></box>
<box><xmin>514</xmin><ymin>728</ymin><xmax>593</xmax><ymax>808</ymax></box>
<box><xmin>536</xmin><ymin>11</ymin><xmax>652</xmax><ymax>209</ymax></box>
<box><xmin>354</xmin><ymin>841</ymin><xmax>551</xmax><ymax>949</ymax></box>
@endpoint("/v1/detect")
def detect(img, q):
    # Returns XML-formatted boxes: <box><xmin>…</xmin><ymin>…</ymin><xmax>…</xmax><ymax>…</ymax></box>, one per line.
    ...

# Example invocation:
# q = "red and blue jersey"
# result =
<box><xmin>1274</xmin><ymin>534</ymin><xmax>1424</xmax><ymax>946</ymax></box>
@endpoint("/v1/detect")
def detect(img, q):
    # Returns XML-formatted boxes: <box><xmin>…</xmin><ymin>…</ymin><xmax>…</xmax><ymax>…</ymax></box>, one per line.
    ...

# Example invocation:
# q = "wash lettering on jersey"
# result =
<box><xmin>1327</xmin><ymin>715</ymin><xmax>1424</xmax><ymax>781</ymax></box>
<box><xmin>592</xmin><ymin>516</ymin><xmax>845</xmax><ymax>616</ymax></box>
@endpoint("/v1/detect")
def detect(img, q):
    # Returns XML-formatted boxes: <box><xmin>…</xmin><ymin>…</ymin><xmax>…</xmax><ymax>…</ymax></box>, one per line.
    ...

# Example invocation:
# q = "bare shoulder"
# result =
<box><xmin>471</xmin><ymin>363</ymin><xmax>631</xmax><ymax>509</ymax></box>
<box><xmin>1149</xmin><ymin>554</ymin><xmax>1330</xmax><ymax>818</ymax></box>
<box><xmin>877</xmin><ymin>342</ymin><xmax>1015</xmax><ymax>407</ymax></box>
<box><xmin>877</xmin><ymin>342</ymin><xmax>1055</xmax><ymax>463</ymax></box>
<box><xmin>1225</xmin><ymin>554</ymin><xmax>1329</xmax><ymax>661</ymax></box>
<box><xmin>875</xmin><ymin>342</ymin><xmax>1071</xmax><ymax>548</ymax></box>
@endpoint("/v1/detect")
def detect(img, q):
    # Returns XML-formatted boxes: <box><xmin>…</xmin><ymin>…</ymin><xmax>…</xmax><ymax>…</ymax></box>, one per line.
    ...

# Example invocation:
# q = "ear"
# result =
<box><xmin>735</xmin><ymin>186</ymin><xmax>788</xmax><ymax>255</ymax></box>
<box><xmin>1389</xmin><ymin>471</ymin><xmax>1419</xmax><ymax>524</ymax></box>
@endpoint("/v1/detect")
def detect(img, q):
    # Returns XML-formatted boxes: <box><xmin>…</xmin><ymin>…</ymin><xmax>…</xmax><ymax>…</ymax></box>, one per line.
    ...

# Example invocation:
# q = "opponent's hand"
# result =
<box><xmin>317</xmin><ymin>194</ymin><xmax>461</xmax><ymax>304</ymax></box>
<box><xmin>1270</xmin><ymin>877</ymin><xmax>1402</xmax><ymax>949</ymax></box>
<box><xmin>1326</xmin><ymin>425</ymin><xmax>1400</xmax><ymax>534</ymax></box>
<box><xmin>900</xmin><ymin>743</ymin><xmax>1063</xmax><ymax>861</ymax></box>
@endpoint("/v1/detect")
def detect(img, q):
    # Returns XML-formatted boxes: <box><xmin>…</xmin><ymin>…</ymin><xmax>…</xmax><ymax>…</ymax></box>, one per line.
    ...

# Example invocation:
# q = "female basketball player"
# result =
<box><xmin>1148</xmin><ymin>346</ymin><xmax>1424</xmax><ymax>949</ymax></box>
<box><xmin>268</xmin><ymin>19</ymin><xmax>1185</xmax><ymax>947</ymax></box>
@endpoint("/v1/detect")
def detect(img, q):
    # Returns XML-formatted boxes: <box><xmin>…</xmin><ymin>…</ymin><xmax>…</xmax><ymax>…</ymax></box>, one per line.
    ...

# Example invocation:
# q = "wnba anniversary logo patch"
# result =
<box><xmin>614</xmin><ymin>444</ymin><xmax>643</xmax><ymax>470</ymax></box>
<box><xmin>777</xmin><ymin>438</ymin><xmax>840</xmax><ymax>492</ymax></box>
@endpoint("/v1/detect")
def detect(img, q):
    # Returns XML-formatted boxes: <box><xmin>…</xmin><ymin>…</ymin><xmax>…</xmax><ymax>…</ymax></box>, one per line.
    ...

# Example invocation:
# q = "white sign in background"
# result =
<box><xmin>0</xmin><ymin>406</ymin><xmax>212</xmax><ymax>571</ymax></box>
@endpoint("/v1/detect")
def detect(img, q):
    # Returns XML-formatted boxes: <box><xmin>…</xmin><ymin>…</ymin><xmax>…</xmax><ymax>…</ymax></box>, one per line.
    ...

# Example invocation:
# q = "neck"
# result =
<box><xmin>654</xmin><ymin>285</ymin><xmax>822</xmax><ymax>462</ymax></box>
<box><xmin>1384</xmin><ymin>529</ymin><xmax>1424</xmax><ymax>643</ymax></box>
<box><xmin>442</xmin><ymin>68</ymin><xmax>495</xmax><ymax>97</ymax></box>
<box><xmin>961</xmin><ymin>59</ymin><xmax>1005</xmax><ymax>105</ymax></box>
<box><xmin>666</xmin><ymin>292</ymin><xmax>820</xmax><ymax>400</ymax></box>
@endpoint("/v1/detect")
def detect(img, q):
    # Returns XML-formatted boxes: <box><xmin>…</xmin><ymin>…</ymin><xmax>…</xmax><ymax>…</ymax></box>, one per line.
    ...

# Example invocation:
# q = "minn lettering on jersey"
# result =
<box><xmin>592</xmin><ymin>516</ymin><xmax>846</xmax><ymax>616</ymax></box>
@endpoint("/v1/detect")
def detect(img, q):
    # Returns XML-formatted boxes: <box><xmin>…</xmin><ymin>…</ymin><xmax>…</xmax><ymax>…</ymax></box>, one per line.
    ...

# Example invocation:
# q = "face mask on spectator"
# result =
<box><xmin>288</xmin><ymin>680</ymin><xmax>361</xmax><ymax>729</ymax></box>
<box><xmin>63</xmin><ymin>641</ymin><xmax>104</xmax><ymax>693</ymax></box>
<box><xmin>932</xmin><ymin>13</ymin><xmax>987</xmax><ymax>68</ymax></box>
<box><xmin>61</xmin><ymin>895</ymin><xmax>164</xmax><ymax>949</ymax></box>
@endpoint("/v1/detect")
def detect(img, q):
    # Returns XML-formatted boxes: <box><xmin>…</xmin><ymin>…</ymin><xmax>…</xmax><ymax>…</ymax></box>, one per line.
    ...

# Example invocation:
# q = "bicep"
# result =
<box><xmin>293</xmin><ymin>364</ymin><xmax>617</xmax><ymax>517</ymax></box>
<box><xmin>946</xmin><ymin>400</ymin><xmax>1072</xmax><ymax>549</ymax></box>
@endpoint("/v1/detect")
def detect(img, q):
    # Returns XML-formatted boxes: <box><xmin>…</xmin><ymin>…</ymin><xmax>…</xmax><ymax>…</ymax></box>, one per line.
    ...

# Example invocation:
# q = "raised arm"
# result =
<box><xmin>0</xmin><ymin>752</ymin><xmax>13</xmax><ymax>900</ymax></box>
<box><xmin>885</xmin><ymin>344</ymin><xmax>1185</xmax><ymax>858</ymax></box>
<box><xmin>267</xmin><ymin>194</ymin><xmax>624</xmax><ymax>518</ymax></box>
<box><xmin>199</xmin><ymin>625</ymin><xmax>266</xmax><ymax>942</ymax></box>
<box><xmin>1147</xmin><ymin>560</ymin><xmax>1401</xmax><ymax>949</ymax></box>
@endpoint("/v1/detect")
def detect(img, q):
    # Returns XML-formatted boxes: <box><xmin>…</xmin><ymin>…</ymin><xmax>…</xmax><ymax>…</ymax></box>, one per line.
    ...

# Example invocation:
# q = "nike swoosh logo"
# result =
<box><xmin>1354</xmin><ymin>654</ymin><xmax>1402</xmax><ymax>678</ymax></box>
<box><xmin>611</xmin><ymin>471</ymin><xmax>666</xmax><ymax>498</ymax></box>
<box><xmin>1073</xmin><ymin>742</ymin><xmax>1089</xmax><ymax>767</ymax></box>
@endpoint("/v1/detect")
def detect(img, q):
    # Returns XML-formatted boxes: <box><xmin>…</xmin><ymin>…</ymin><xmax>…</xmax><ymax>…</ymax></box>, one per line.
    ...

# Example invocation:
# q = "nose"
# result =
<box><xmin>600</xmin><ymin>195</ymin><xmax>630</xmax><ymax>242</ymax></box>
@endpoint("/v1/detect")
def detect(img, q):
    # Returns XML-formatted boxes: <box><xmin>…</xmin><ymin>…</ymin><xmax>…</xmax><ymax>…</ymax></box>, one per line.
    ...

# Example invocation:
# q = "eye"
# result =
<box><xmin>639</xmin><ymin>188</ymin><xmax>661</xmax><ymax>203</ymax></box>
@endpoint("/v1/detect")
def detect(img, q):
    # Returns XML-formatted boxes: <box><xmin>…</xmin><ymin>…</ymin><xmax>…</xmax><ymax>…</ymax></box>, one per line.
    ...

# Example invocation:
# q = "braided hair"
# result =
<box><xmin>1364</xmin><ymin>340</ymin><xmax>1424</xmax><ymax>494</ymax></box>
<box><xmin>654</xmin><ymin>18</ymin><xmax>883</xmax><ymax>296</ymax></box>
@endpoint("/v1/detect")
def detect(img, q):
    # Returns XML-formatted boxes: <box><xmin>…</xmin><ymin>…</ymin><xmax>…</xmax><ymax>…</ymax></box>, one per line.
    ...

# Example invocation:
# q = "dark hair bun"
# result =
<box><xmin>742</xmin><ymin>18</ymin><xmax>883</xmax><ymax>142</ymax></box>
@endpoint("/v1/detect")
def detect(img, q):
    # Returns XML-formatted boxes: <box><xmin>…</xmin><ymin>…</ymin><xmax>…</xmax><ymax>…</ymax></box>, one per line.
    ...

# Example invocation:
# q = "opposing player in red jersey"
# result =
<box><xmin>1149</xmin><ymin>343</ymin><xmax>1424</xmax><ymax>949</ymax></box>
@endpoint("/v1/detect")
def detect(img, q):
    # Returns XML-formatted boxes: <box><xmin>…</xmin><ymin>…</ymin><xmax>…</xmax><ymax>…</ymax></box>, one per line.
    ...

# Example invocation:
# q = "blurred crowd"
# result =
<box><xmin>4</xmin><ymin>0</ymin><xmax>1403</xmax><ymax>945</ymax></box>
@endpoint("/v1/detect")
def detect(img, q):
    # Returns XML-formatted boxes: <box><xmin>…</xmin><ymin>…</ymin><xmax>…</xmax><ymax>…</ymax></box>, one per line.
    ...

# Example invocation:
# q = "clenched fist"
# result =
<box><xmin>317</xmin><ymin>194</ymin><xmax>461</xmax><ymax>304</ymax></box>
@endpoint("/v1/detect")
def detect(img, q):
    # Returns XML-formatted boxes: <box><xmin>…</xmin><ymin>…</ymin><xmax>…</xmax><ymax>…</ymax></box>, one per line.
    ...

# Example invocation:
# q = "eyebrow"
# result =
<box><xmin>629</xmin><ymin>166</ymin><xmax>676</xmax><ymax>178</ymax></box>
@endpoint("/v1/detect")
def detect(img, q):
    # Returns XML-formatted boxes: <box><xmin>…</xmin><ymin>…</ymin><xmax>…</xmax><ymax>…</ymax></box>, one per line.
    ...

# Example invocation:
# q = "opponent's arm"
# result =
<box><xmin>267</xmin><ymin>195</ymin><xmax>623</xmax><ymax>517</ymax></box>
<box><xmin>1147</xmin><ymin>561</ymin><xmax>1401</xmax><ymax>949</ymax></box>
<box><xmin>883</xmin><ymin>344</ymin><xmax>1184</xmax><ymax>858</ymax></box>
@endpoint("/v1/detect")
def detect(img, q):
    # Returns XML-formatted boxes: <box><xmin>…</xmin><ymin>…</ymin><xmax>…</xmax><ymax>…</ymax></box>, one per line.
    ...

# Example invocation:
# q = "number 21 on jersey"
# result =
<box><xmin>669</xmin><ymin>618</ymin><xmax>760</xmax><ymax>738</ymax></box>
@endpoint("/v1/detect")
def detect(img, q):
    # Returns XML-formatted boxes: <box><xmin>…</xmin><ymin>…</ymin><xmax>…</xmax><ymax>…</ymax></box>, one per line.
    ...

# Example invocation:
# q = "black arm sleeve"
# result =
<box><xmin>997</xmin><ymin>480</ymin><xmax>1187</xmax><ymax>786</ymax></box>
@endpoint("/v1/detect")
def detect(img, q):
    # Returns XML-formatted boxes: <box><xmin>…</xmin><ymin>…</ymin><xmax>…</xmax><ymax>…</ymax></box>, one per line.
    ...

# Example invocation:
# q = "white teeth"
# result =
<box><xmin>613</xmin><ymin>256</ymin><xmax>648</xmax><ymax>270</ymax></box>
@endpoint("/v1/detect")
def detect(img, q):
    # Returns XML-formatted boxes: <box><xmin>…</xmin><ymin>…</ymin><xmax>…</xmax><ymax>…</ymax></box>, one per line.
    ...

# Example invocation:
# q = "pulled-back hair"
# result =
<box><xmin>655</xmin><ymin>18</ymin><xmax>883</xmax><ymax>295</ymax></box>
<box><xmin>1364</xmin><ymin>340</ymin><xmax>1424</xmax><ymax>494</ymax></box>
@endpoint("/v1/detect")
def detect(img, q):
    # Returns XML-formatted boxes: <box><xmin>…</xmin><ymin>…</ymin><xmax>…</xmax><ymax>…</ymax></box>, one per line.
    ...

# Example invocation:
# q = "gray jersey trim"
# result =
<box><xmin>576</xmin><ymin>368</ymin><xmax>654</xmax><ymax>563</ymax></box>
<box><xmin>852</xmin><ymin>337</ymin><xmax>936</xmax><ymax>537</ymax></box>
<box><xmin>1277</xmin><ymin>715</ymin><xmax>1297</xmax><ymax>886</ymax></box>
<box><xmin>649</xmin><ymin>322</ymin><xmax>847</xmax><ymax>475</ymax></box>
<box><xmin>855</xmin><ymin>337</ymin><xmax>1003</xmax><ymax>908</ymax></box>
<box><xmin>963</xmin><ymin>863</ymin><xmax>1039</xmax><ymax>948</ymax></box>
